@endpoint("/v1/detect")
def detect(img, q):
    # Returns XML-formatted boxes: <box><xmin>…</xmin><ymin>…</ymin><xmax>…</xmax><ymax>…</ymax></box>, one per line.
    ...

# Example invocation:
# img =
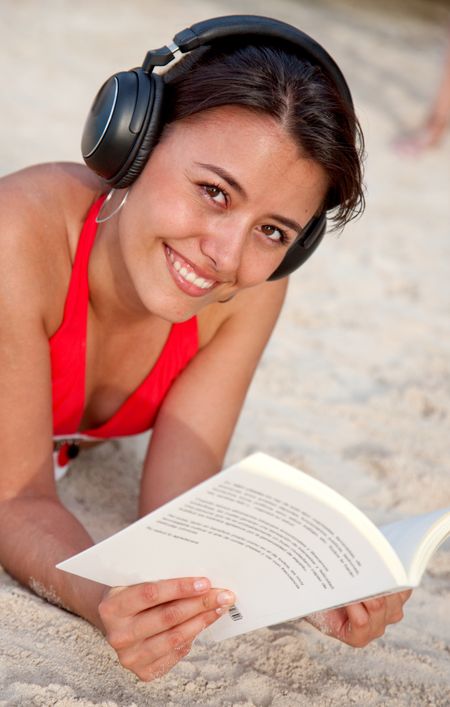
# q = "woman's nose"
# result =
<box><xmin>199</xmin><ymin>222</ymin><xmax>247</xmax><ymax>276</ymax></box>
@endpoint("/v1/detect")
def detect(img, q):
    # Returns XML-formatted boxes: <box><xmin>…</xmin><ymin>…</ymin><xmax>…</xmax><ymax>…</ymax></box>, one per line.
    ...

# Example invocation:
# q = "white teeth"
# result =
<box><xmin>166</xmin><ymin>246</ymin><xmax>214</xmax><ymax>290</ymax></box>
<box><xmin>195</xmin><ymin>276</ymin><xmax>209</xmax><ymax>288</ymax></box>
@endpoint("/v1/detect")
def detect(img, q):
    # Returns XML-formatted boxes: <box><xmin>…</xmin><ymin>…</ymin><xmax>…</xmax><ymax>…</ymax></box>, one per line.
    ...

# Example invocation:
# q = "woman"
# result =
<box><xmin>0</xmin><ymin>16</ymin><xmax>411</xmax><ymax>682</ymax></box>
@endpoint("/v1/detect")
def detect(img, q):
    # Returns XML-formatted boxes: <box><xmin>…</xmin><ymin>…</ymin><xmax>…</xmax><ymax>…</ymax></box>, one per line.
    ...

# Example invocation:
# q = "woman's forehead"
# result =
<box><xmin>173</xmin><ymin>104</ymin><xmax>286</xmax><ymax>140</ymax></box>
<box><xmin>164</xmin><ymin>105</ymin><xmax>301</xmax><ymax>171</ymax></box>
<box><xmin>155</xmin><ymin>107</ymin><xmax>328</xmax><ymax>218</ymax></box>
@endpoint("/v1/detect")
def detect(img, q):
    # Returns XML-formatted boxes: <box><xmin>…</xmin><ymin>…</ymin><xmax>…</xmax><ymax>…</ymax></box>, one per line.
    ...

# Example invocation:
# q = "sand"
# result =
<box><xmin>1</xmin><ymin>0</ymin><xmax>449</xmax><ymax>704</ymax></box>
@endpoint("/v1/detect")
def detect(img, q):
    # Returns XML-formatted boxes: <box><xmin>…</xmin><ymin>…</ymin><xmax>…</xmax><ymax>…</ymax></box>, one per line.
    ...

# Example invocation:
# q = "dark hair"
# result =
<box><xmin>162</xmin><ymin>42</ymin><xmax>365</xmax><ymax>229</ymax></box>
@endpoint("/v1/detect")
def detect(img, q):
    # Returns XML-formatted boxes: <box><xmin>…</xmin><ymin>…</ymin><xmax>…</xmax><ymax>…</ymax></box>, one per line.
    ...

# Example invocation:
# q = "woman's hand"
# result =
<box><xmin>306</xmin><ymin>590</ymin><xmax>412</xmax><ymax>647</ymax></box>
<box><xmin>98</xmin><ymin>577</ymin><xmax>235</xmax><ymax>681</ymax></box>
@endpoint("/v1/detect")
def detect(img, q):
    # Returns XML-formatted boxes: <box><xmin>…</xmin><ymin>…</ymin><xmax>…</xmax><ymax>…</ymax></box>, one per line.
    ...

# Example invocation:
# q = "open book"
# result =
<box><xmin>57</xmin><ymin>453</ymin><xmax>450</xmax><ymax>641</ymax></box>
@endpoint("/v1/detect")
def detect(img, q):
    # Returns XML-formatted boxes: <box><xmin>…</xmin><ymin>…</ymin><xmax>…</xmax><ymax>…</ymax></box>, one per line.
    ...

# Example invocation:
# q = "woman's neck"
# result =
<box><xmin>88</xmin><ymin>216</ymin><xmax>157</xmax><ymax>330</ymax></box>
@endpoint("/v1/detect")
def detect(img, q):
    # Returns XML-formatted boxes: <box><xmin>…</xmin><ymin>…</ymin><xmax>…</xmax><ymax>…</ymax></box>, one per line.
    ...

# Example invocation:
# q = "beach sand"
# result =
<box><xmin>1</xmin><ymin>0</ymin><xmax>449</xmax><ymax>704</ymax></box>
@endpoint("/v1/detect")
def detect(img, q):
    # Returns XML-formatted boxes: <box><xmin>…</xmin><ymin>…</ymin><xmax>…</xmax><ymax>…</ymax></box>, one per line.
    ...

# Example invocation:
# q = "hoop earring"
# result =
<box><xmin>96</xmin><ymin>189</ymin><xmax>129</xmax><ymax>224</ymax></box>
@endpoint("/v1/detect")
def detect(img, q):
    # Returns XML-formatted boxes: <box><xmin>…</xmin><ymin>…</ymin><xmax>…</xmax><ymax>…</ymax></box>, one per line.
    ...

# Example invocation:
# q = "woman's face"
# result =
<box><xmin>117</xmin><ymin>105</ymin><xmax>328</xmax><ymax>322</ymax></box>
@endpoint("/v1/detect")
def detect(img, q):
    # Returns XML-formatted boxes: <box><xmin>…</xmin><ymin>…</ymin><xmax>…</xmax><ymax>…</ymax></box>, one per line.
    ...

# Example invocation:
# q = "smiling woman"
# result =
<box><xmin>116</xmin><ymin>105</ymin><xmax>329</xmax><ymax>321</ymax></box>
<box><xmin>0</xmin><ymin>14</ymin><xmax>409</xmax><ymax>684</ymax></box>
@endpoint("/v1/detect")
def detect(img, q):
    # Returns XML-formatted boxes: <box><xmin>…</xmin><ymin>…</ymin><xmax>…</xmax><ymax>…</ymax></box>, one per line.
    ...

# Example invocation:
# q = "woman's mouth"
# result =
<box><xmin>164</xmin><ymin>245</ymin><xmax>217</xmax><ymax>296</ymax></box>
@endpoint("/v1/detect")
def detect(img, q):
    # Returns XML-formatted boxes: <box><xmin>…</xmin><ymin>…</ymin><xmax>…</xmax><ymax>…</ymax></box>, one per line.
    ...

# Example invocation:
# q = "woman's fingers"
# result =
<box><xmin>101</xmin><ymin>576</ymin><xmax>213</xmax><ymax>619</ymax></box>
<box><xmin>107</xmin><ymin>588</ymin><xmax>235</xmax><ymax>648</ymax></box>
<box><xmin>133</xmin><ymin>642</ymin><xmax>193</xmax><ymax>683</ymax></box>
<box><xmin>309</xmin><ymin>590</ymin><xmax>414</xmax><ymax>648</ymax></box>
<box><xmin>119</xmin><ymin>607</ymin><xmax>223</xmax><ymax>679</ymax></box>
<box><xmin>99</xmin><ymin>577</ymin><xmax>236</xmax><ymax>680</ymax></box>
<box><xmin>344</xmin><ymin>598</ymin><xmax>385</xmax><ymax>646</ymax></box>
<box><xmin>364</xmin><ymin>590</ymin><xmax>411</xmax><ymax>626</ymax></box>
<box><xmin>398</xmin><ymin>589</ymin><xmax>413</xmax><ymax>605</ymax></box>
<box><xmin>132</xmin><ymin>589</ymin><xmax>234</xmax><ymax>643</ymax></box>
<box><xmin>344</xmin><ymin>591</ymin><xmax>412</xmax><ymax>647</ymax></box>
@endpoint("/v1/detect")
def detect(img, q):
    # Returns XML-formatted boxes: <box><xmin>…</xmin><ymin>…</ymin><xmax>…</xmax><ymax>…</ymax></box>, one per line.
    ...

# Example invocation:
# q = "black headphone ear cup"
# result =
<box><xmin>112</xmin><ymin>73</ymin><xmax>165</xmax><ymax>188</ymax></box>
<box><xmin>82</xmin><ymin>70</ymin><xmax>144</xmax><ymax>183</ymax></box>
<box><xmin>268</xmin><ymin>212</ymin><xmax>327</xmax><ymax>280</ymax></box>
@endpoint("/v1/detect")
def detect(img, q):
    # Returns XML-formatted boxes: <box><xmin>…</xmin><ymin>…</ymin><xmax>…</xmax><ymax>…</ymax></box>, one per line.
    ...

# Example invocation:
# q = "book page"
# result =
<box><xmin>58</xmin><ymin>453</ymin><xmax>407</xmax><ymax>641</ymax></box>
<box><xmin>380</xmin><ymin>508</ymin><xmax>450</xmax><ymax>585</ymax></box>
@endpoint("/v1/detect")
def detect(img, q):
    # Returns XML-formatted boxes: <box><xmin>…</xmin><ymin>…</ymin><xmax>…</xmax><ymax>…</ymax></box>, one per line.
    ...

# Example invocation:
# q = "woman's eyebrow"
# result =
<box><xmin>267</xmin><ymin>214</ymin><xmax>303</xmax><ymax>235</ymax></box>
<box><xmin>195</xmin><ymin>162</ymin><xmax>247</xmax><ymax>198</ymax></box>
<box><xmin>195</xmin><ymin>161</ymin><xmax>303</xmax><ymax>235</ymax></box>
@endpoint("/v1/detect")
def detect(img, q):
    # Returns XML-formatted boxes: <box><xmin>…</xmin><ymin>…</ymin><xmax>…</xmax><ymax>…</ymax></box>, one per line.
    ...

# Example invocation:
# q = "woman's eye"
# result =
<box><xmin>260</xmin><ymin>224</ymin><xmax>288</xmax><ymax>244</ymax></box>
<box><xmin>202</xmin><ymin>184</ymin><xmax>228</xmax><ymax>206</ymax></box>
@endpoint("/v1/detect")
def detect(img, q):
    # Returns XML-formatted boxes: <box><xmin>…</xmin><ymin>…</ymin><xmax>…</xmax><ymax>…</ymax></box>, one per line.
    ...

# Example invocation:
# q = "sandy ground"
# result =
<box><xmin>1</xmin><ymin>0</ymin><xmax>450</xmax><ymax>704</ymax></box>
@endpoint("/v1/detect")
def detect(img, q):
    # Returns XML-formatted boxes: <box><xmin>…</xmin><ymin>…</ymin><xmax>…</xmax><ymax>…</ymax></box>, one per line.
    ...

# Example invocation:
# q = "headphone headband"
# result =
<box><xmin>142</xmin><ymin>15</ymin><xmax>352</xmax><ymax>110</ymax></box>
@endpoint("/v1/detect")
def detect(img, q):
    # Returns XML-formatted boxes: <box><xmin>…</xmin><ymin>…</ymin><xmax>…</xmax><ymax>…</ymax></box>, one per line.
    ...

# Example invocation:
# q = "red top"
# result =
<box><xmin>49</xmin><ymin>197</ymin><xmax>198</xmax><ymax>439</ymax></box>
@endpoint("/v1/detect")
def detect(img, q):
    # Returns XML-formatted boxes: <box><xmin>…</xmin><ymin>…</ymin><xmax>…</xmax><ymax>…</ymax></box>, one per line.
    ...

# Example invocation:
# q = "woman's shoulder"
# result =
<box><xmin>0</xmin><ymin>162</ymin><xmax>104</xmax><ymax>333</ymax></box>
<box><xmin>0</xmin><ymin>162</ymin><xmax>104</xmax><ymax>252</ymax></box>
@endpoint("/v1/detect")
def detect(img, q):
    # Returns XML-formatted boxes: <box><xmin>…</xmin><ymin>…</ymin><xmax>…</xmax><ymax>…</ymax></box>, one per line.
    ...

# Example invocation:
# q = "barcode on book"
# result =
<box><xmin>228</xmin><ymin>604</ymin><xmax>243</xmax><ymax>621</ymax></box>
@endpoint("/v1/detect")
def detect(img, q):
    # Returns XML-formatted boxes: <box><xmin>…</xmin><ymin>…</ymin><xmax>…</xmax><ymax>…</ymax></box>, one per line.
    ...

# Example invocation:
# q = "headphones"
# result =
<box><xmin>81</xmin><ymin>15</ymin><xmax>354</xmax><ymax>280</ymax></box>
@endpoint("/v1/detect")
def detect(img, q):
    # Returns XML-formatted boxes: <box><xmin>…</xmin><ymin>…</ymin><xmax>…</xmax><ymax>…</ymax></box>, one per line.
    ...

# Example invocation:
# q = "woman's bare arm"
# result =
<box><xmin>0</xmin><ymin>188</ymin><xmax>107</xmax><ymax>626</ymax></box>
<box><xmin>139</xmin><ymin>277</ymin><xmax>288</xmax><ymax>515</ymax></box>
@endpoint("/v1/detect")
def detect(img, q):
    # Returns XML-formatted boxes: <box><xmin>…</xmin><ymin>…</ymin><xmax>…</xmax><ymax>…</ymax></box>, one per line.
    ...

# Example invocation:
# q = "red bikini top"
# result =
<box><xmin>50</xmin><ymin>197</ymin><xmax>198</xmax><ymax>439</ymax></box>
